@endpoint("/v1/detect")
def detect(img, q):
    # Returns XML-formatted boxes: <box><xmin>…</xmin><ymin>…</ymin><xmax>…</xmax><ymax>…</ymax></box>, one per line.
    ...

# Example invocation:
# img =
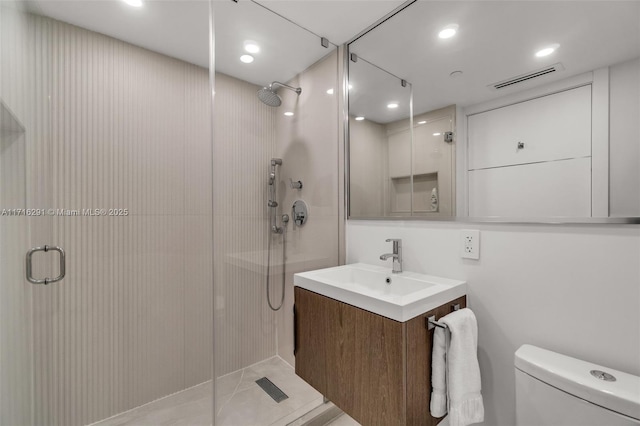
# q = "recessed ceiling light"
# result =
<box><xmin>123</xmin><ymin>0</ymin><xmax>143</xmax><ymax>6</ymax></box>
<box><xmin>240</xmin><ymin>55</ymin><xmax>254</xmax><ymax>64</ymax></box>
<box><xmin>355</xmin><ymin>116</ymin><xmax>365</xmax><ymax>121</ymax></box>
<box><xmin>418</xmin><ymin>121</ymin><xmax>427</xmax><ymax>125</ymax></box>
<box><xmin>244</xmin><ymin>40</ymin><xmax>260</xmax><ymax>54</ymax></box>
<box><xmin>284</xmin><ymin>112</ymin><xmax>294</xmax><ymax>116</ymax></box>
<box><xmin>449</xmin><ymin>70</ymin><xmax>463</xmax><ymax>79</ymax></box>
<box><xmin>326</xmin><ymin>88</ymin><xmax>334</xmax><ymax>95</ymax></box>
<box><xmin>438</xmin><ymin>24</ymin><xmax>459</xmax><ymax>39</ymax></box>
<box><xmin>387</xmin><ymin>103</ymin><xmax>399</xmax><ymax>109</ymax></box>
<box><xmin>535</xmin><ymin>43</ymin><xmax>560</xmax><ymax>58</ymax></box>
<box><xmin>433</xmin><ymin>132</ymin><xmax>442</xmax><ymax>136</ymax></box>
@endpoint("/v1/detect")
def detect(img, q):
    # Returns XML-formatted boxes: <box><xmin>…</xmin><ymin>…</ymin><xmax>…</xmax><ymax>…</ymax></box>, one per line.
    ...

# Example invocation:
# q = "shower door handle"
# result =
<box><xmin>26</xmin><ymin>245</ymin><xmax>66</xmax><ymax>285</ymax></box>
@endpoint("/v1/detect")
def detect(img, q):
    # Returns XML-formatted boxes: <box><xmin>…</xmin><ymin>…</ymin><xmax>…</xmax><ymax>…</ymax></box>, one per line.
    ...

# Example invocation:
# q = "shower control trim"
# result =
<box><xmin>289</xmin><ymin>178</ymin><xmax>303</xmax><ymax>190</ymax></box>
<box><xmin>292</xmin><ymin>200</ymin><xmax>308</xmax><ymax>226</ymax></box>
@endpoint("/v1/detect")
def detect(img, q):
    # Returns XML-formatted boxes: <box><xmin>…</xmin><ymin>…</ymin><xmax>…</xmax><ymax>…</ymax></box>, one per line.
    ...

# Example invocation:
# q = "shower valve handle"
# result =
<box><xmin>289</xmin><ymin>178</ymin><xmax>303</xmax><ymax>190</ymax></box>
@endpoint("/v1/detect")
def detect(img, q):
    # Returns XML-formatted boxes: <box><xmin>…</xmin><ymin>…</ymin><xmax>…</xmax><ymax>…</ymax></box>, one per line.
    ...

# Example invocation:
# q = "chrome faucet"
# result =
<box><xmin>380</xmin><ymin>238</ymin><xmax>402</xmax><ymax>273</ymax></box>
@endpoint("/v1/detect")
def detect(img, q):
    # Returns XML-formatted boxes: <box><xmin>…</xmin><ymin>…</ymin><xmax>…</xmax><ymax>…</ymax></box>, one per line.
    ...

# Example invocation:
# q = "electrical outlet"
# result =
<box><xmin>461</xmin><ymin>229</ymin><xmax>480</xmax><ymax>260</ymax></box>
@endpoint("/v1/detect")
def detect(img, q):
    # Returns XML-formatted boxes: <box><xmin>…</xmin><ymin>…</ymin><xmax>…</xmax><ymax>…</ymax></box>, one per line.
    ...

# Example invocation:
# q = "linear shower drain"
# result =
<box><xmin>256</xmin><ymin>377</ymin><xmax>289</xmax><ymax>403</ymax></box>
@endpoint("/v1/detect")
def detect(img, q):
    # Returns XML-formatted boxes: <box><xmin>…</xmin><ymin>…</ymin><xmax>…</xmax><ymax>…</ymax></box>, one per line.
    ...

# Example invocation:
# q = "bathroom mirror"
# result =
<box><xmin>348</xmin><ymin>56</ymin><xmax>412</xmax><ymax>217</ymax></box>
<box><xmin>347</xmin><ymin>0</ymin><xmax>640</xmax><ymax>222</ymax></box>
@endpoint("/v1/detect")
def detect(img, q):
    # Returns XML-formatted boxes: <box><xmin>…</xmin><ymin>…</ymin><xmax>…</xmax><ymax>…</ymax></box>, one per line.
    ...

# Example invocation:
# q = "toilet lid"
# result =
<box><xmin>515</xmin><ymin>345</ymin><xmax>640</xmax><ymax>421</ymax></box>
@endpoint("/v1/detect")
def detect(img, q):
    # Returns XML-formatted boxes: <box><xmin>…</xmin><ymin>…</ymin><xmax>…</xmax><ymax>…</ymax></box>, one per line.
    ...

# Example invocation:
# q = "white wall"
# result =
<box><xmin>610</xmin><ymin>57</ymin><xmax>640</xmax><ymax>217</ymax></box>
<box><xmin>347</xmin><ymin>220</ymin><xmax>640</xmax><ymax>426</ymax></box>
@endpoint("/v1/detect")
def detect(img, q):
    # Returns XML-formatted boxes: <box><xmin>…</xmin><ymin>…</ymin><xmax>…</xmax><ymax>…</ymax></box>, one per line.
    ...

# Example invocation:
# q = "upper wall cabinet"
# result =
<box><xmin>346</xmin><ymin>1</ymin><xmax>640</xmax><ymax>222</ymax></box>
<box><xmin>468</xmin><ymin>86</ymin><xmax>592</xmax><ymax>217</ymax></box>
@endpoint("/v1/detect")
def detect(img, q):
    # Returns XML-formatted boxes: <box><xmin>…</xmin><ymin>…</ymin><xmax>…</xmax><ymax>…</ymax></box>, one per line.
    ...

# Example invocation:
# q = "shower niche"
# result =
<box><xmin>389</xmin><ymin>173</ymin><xmax>438</xmax><ymax>214</ymax></box>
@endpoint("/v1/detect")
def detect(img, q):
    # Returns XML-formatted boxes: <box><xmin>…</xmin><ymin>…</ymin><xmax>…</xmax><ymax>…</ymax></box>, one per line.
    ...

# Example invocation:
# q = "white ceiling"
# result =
<box><xmin>349</xmin><ymin>1</ymin><xmax>640</xmax><ymax>123</ymax></box>
<box><xmin>25</xmin><ymin>0</ymin><xmax>405</xmax><ymax>86</ymax></box>
<box><xmin>22</xmin><ymin>0</ymin><xmax>638</xmax><ymax>122</ymax></box>
<box><xmin>26</xmin><ymin>0</ymin><xmax>211</xmax><ymax>67</ymax></box>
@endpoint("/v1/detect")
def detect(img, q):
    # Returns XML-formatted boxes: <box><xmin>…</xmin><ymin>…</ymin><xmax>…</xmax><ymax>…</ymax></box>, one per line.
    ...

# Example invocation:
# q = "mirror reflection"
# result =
<box><xmin>348</xmin><ymin>0</ymin><xmax>640</xmax><ymax>221</ymax></box>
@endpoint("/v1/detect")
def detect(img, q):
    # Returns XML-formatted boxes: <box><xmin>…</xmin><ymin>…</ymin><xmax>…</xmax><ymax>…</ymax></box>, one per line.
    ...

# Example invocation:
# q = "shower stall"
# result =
<box><xmin>212</xmin><ymin>2</ymin><xmax>342</xmax><ymax>423</ymax></box>
<box><xmin>0</xmin><ymin>0</ymin><xmax>341</xmax><ymax>425</ymax></box>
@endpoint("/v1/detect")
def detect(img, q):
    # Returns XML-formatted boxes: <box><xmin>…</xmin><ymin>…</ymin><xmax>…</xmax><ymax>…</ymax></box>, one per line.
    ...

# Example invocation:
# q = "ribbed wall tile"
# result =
<box><xmin>1</xmin><ymin>8</ymin><xmax>212</xmax><ymax>426</ymax></box>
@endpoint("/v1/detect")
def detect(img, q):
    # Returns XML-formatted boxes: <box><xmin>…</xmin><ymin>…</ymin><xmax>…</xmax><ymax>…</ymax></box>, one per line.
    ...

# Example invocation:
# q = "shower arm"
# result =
<box><xmin>270</xmin><ymin>82</ymin><xmax>302</xmax><ymax>95</ymax></box>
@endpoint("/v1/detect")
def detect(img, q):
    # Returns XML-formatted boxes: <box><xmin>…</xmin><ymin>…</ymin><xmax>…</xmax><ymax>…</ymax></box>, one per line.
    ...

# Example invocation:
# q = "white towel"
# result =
<box><xmin>430</xmin><ymin>308</ymin><xmax>484</xmax><ymax>426</ymax></box>
<box><xmin>430</xmin><ymin>324</ymin><xmax>448</xmax><ymax>417</ymax></box>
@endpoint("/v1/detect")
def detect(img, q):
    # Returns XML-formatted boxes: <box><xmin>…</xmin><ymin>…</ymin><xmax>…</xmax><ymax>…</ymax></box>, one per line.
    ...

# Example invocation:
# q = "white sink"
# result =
<box><xmin>293</xmin><ymin>263</ymin><xmax>466</xmax><ymax>322</ymax></box>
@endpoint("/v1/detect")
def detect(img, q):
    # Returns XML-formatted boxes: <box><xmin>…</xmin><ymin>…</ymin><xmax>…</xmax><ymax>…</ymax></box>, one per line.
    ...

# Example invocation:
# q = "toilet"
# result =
<box><xmin>515</xmin><ymin>344</ymin><xmax>640</xmax><ymax>425</ymax></box>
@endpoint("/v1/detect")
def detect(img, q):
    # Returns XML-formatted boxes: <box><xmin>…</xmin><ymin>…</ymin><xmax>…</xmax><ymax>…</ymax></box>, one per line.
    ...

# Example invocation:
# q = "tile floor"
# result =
<box><xmin>216</xmin><ymin>356</ymin><xmax>324</xmax><ymax>425</ymax></box>
<box><xmin>93</xmin><ymin>356</ymin><xmax>335</xmax><ymax>426</ymax></box>
<box><xmin>92</xmin><ymin>381</ymin><xmax>212</xmax><ymax>426</ymax></box>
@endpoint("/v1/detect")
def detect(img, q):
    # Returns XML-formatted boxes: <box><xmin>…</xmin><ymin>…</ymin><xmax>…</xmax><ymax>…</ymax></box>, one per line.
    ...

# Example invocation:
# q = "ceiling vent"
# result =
<box><xmin>489</xmin><ymin>63</ymin><xmax>565</xmax><ymax>91</ymax></box>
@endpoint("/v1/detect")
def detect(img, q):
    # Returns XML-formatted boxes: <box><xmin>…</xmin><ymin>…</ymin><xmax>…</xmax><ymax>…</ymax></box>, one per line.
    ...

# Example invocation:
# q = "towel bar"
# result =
<box><xmin>426</xmin><ymin>303</ymin><xmax>460</xmax><ymax>331</ymax></box>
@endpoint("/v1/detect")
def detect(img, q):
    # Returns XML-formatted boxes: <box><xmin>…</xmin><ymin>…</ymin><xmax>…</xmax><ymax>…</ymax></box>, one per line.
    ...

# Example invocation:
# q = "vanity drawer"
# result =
<box><xmin>468</xmin><ymin>85</ymin><xmax>592</xmax><ymax>170</ymax></box>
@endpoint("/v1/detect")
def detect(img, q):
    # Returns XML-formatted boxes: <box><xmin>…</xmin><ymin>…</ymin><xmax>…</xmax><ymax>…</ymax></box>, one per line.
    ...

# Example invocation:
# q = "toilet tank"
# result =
<box><xmin>515</xmin><ymin>344</ymin><xmax>640</xmax><ymax>426</ymax></box>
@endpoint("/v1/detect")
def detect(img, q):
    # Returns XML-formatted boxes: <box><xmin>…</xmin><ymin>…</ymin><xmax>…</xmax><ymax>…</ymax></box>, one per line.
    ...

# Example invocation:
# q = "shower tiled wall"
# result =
<box><xmin>1</xmin><ymin>7</ymin><xmax>212</xmax><ymax>425</ymax></box>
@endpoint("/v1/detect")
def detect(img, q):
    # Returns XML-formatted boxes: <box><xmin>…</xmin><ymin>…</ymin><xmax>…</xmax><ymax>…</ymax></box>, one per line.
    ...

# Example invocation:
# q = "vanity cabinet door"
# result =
<box><xmin>295</xmin><ymin>287</ymin><xmax>405</xmax><ymax>426</ymax></box>
<box><xmin>295</xmin><ymin>287</ymin><xmax>467</xmax><ymax>426</ymax></box>
<box><xmin>405</xmin><ymin>295</ymin><xmax>467</xmax><ymax>426</ymax></box>
<box><xmin>468</xmin><ymin>85</ymin><xmax>591</xmax><ymax>170</ymax></box>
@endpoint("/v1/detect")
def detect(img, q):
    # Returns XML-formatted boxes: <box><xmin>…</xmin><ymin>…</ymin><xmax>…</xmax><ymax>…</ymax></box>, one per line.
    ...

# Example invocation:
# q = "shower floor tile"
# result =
<box><xmin>216</xmin><ymin>356</ymin><xmax>324</xmax><ymax>426</ymax></box>
<box><xmin>92</xmin><ymin>356</ymin><xmax>323</xmax><ymax>426</ymax></box>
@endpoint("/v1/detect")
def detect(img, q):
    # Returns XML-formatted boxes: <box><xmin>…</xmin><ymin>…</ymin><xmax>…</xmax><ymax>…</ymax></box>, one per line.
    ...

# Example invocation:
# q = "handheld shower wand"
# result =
<box><xmin>268</xmin><ymin>158</ymin><xmax>284</xmax><ymax>233</ymax></box>
<box><xmin>266</xmin><ymin>158</ymin><xmax>288</xmax><ymax>311</ymax></box>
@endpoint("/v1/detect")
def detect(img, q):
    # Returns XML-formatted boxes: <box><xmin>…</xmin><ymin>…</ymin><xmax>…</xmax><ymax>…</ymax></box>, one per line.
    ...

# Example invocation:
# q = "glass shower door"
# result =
<box><xmin>212</xmin><ymin>1</ymin><xmax>341</xmax><ymax>424</ymax></box>
<box><xmin>1</xmin><ymin>2</ymin><xmax>214</xmax><ymax>425</ymax></box>
<box><xmin>0</xmin><ymin>94</ymin><xmax>35</xmax><ymax>426</ymax></box>
<box><xmin>0</xmin><ymin>2</ymin><xmax>49</xmax><ymax>424</ymax></box>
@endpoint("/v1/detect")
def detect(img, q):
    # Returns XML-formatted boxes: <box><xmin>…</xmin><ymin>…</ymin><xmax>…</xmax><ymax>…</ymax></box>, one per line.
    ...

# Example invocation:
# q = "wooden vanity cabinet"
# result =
<box><xmin>294</xmin><ymin>287</ymin><xmax>467</xmax><ymax>426</ymax></box>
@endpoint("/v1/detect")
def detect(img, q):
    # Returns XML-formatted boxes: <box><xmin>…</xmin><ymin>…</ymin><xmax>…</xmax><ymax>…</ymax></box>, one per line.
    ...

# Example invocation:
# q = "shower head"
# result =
<box><xmin>258</xmin><ymin>87</ymin><xmax>282</xmax><ymax>107</ymax></box>
<box><xmin>257</xmin><ymin>82</ymin><xmax>302</xmax><ymax>107</ymax></box>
